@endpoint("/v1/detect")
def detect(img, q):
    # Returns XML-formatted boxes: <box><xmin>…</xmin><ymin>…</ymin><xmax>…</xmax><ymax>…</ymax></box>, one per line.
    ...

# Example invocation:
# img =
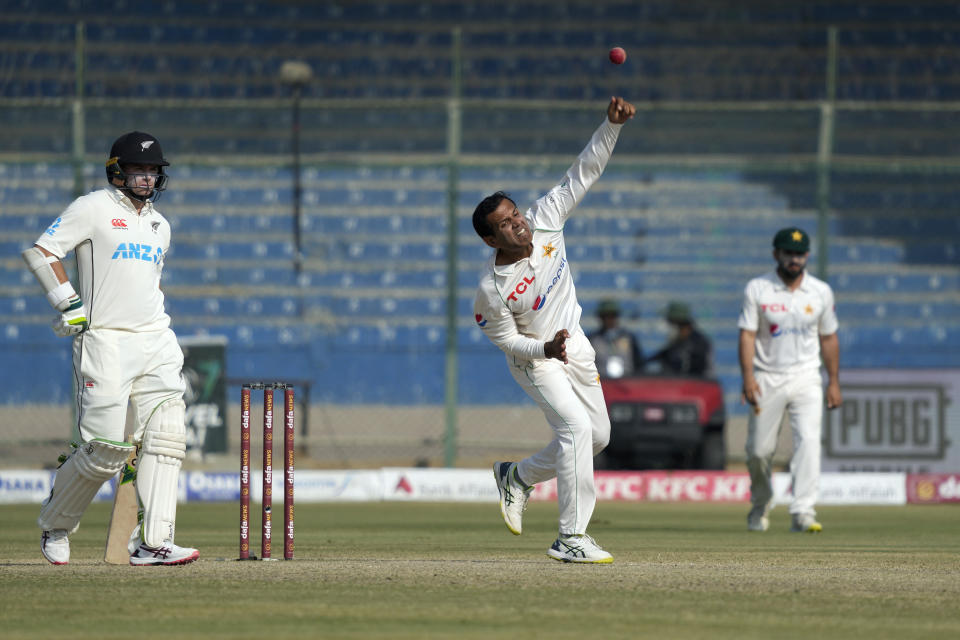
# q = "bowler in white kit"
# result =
<box><xmin>473</xmin><ymin>97</ymin><xmax>636</xmax><ymax>563</ymax></box>
<box><xmin>738</xmin><ymin>227</ymin><xmax>843</xmax><ymax>534</ymax></box>
<box><xmin>23</xmin><ymin>131</ymin><xmax>199</xmax><ymax>565</ymax></box>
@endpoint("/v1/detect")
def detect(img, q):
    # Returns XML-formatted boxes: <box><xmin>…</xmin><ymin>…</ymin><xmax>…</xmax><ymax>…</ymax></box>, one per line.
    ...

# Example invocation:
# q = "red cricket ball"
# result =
<box><xmin>609</xmin><ymin>47</ymin><xmax>627</xmax><ymax>65</ymax></box>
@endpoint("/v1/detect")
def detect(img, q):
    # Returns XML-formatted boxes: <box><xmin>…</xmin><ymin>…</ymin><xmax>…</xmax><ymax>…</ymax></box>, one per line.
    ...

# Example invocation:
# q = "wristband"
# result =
<box><xmin>46</xmin><ymin>281</ymin><xmax>78</xmax><ymax>311</ymax></box>
<box><xmin>63</xmin><ymin>295</ymin><xmax>84</xmax><ymax>312</ymax></box>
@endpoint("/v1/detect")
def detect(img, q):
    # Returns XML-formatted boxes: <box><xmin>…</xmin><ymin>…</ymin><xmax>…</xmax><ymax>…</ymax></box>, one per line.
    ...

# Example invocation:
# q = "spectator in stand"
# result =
<box><xmin>589</xmin><ymin>299</ymin><xmax>644</xmax><ymax>379</ymax></box>
<box><xmin>646</xmin><ymin>301</ymin><xmax>713</xmax><ymax>377</ymax></box>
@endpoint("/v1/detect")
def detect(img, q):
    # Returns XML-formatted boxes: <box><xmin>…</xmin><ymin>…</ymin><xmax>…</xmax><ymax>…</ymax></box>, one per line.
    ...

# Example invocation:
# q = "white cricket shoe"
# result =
<box><xmin>547</xmin><ymin>534</ymin><xmax>614</xmax><ymax>564</ymax></box>
<box><xmin>790</xmin><ymin>513</ymin><xmax>823</xmax><ymax>533</ymax></box>
<box><xmin>129</xmin><ymin>538</ymin><xmax>199</xmax><ymax>566</ymax></box>
<box><xmin>40</xmin><ymin>529</ymin><xmax>70</xmax><ymax>565</ymax></box>
<box><xmin>127</xmin><ymin>522</ymin><xmax>142</xmax><ymax>556</ymax></box>
<box><xmin>493</xmin><ymin>461</ymin><xmax>531</xmax><ymax>535</ymax></box>
<box><xmin>747</xmin><ymin>505</ymin><xmax>770</xmax><ymax>532</ymax></box>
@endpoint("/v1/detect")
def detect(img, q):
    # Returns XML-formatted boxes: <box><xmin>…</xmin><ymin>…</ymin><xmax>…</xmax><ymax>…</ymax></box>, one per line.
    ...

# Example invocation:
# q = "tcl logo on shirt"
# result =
<box><xmin>761</xmin><ymin>303</ymin><xmax>788</xmax><ymax>312</ymax></box>
<box><xmin>111</xmin><ymin>218</ymin><xmax>128</xmax><ymax>229</ymax></box>
<box><xmin>507</xmin><ymin>276</ymin><xmax>535</xmax><ymax>302</ymax></box>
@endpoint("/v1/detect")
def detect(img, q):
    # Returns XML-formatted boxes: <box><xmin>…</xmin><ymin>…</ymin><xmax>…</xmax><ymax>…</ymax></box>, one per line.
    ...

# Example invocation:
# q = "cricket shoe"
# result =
<box><xmin>790</xmin><ymin>513</ymin><xmax>823</xmax><ymax>533</ymax></box>
<box><xmin>129</xmin><ymin>538</ymin><xmax>199</xmax><ymax>566</ymax></box>
<box><xmin>493</xmin><ymin>461</ymin><xmax>532</xmax><ymax>535</ymax></box>
<box><xmin>746</xmin><ymin>504</ymin><xmax>770</xmax><ymax>532</ymax></box>
<box><xmin>547</xmin><ymin>534</ymin><xmax>614</xmax><ymax>564</ymax></box>
<box><xmin>40</xmin><ymin>529</ymin><xmax>70</xmax><ymax>565</ymax></box>
<box><xmin>127</xmin><ymin>522</ymin><xmax>142</xmax><ymax>555</ymax></box>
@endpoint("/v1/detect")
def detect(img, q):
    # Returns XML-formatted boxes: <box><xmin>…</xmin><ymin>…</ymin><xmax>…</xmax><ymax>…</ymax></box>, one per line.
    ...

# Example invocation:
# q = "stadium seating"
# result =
<box><xmin>0</xmin><ymin>1</ymin><xmax>957</xmax><ymax>414</ymax></box>
<box><xmin>3</xmin><ymin>1</ymin><xmax>959</xmax><ymax>101</ymax></box>
<box><xmin>3</xmin><ymin>162</ymin><xmax>956</xmax><ymax>412</ymax></box>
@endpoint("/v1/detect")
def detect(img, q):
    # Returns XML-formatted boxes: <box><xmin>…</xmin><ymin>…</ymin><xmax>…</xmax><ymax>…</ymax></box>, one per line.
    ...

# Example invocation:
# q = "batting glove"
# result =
<box><xmin>51</xmin><ymin>295</ymin><xmax>88</xmax><ymax>337</ymax></box>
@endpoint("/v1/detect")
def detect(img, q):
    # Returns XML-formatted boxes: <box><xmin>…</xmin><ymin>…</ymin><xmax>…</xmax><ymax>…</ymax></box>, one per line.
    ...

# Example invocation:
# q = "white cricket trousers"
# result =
<box><xmin>745</xmin><ymin>367</ymin><xmax>823</xmax><ymax>516</ymax></box>
<box><xmin>509</xmin><ymin>330</ymin><xmax>611</xmax><ymax>535</ymax></box>
<box><xmin>72</xmin><ymin>328</ymin><xmax>185</xmax><ymax>443</ymax></box>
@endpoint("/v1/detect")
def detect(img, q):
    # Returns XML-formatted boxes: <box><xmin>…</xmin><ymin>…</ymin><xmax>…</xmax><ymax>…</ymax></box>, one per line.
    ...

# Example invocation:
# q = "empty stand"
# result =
<box><xmin>0</xmin><ymin>1</ymin><xmax>957</xmax><ymax>414</ymax></box>
<box><xmin>2</xmin><ymin>162</ymin><xmax>956</xmax><ymax>411</ymax></box>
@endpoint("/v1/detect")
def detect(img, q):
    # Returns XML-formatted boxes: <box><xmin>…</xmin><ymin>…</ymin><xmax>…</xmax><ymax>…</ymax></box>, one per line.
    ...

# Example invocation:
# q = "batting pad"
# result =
<box><xmin>38</xmin><ymin>439</ymin><xmax>134</xmax><ymax>533</ymax></box>
<box><xmin>137</xmin><ymin>399</ymin><xmax>187</xmax><ymax>547</ymax></box>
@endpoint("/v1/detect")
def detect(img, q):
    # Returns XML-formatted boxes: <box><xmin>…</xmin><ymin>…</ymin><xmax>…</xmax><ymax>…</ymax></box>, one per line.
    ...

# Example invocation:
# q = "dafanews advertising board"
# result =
<box><xmin>179</xmin><ymin>336</ymin><xmax>228</xmax><ymax>455</ymax></box>
<box><xmin>822</xmin><ymin>369</ymin><xmax>960</xmax><ymax>473</ymax></box>
<box><xmin>906</xmin><ymin>474</ymin><xmax>960</xmax><ymax>504</ymax></box>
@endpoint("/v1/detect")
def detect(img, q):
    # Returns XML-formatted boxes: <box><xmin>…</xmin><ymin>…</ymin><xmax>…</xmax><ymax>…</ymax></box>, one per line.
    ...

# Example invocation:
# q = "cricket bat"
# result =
<box><xmin>104</xmin><ymin>445</ymin><xmax>139</xmax><ymax>564</ymax></box>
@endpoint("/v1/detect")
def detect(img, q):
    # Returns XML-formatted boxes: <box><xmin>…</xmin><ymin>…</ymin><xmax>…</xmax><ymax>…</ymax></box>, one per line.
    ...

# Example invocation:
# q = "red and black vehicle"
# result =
<box><xmin>598</xmin><ymin>375</ymin><xmax>726</xmax><ymax>470</ymax></box>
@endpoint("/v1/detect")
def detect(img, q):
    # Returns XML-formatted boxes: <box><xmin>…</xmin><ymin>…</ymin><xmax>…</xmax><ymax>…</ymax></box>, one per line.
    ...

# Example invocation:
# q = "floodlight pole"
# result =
<box><xmin>280</xmin><ymin>60</ymin><xmax>313</xmax><ymax>276</ymax></box>
<box><xmin>443</xmin><ymin>27</ymin><xmax>462</xmax><ymax>468</ymax></box>
<box><xmin>816</xmin><ymin>26</ymin><xmax>838</xmax><ymax>281</ymax></box>
<box><xmin>72</xmin><ymin>21</ymin><xmax>85</xmax><ymax>200</ymax></box>
<box><xmin>291</xmin><ymin>82</ymin><xmax>303</xmax><ymax>274</ymax></box>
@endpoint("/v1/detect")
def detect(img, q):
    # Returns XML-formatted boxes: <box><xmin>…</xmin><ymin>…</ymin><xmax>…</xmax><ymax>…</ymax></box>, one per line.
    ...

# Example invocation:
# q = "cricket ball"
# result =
<box><xmin>609</xmin><ymin>47</ymin><xmax>627</xmax><ymax>65</ymax></box>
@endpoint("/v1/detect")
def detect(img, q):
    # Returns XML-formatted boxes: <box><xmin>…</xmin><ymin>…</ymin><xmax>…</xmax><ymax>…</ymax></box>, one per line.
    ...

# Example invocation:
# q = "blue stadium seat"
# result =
<box><xmin>0</xmin><ymin>323</ymin><xmax>57</xmax><ymax>343</ymax></box>
<box><xmin>166</xmin><ymin>296</ymin><xmax>301</xmax><ymax>318</ymax></box>
<box><xmin>2</xmin><ymin>4</ymin><xmax>960</xmax><ymax>407</ymax></box>
<box><xmin>162</xmin><ymin>266</ymin><xmax>298</xmax><ymax>287</ymax></box>
<box><xmin>168</xmin><ymin>241</ymin><xmax>294</xmax><ymax>261</ymax></box>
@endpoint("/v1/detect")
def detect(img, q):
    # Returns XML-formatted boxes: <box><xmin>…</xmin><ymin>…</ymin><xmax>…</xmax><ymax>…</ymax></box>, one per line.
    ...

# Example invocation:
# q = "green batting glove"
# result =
<box><xmin>51</xmin><ymin>295</ymin><xmax>88</xmax><ymax>337</ymax></box>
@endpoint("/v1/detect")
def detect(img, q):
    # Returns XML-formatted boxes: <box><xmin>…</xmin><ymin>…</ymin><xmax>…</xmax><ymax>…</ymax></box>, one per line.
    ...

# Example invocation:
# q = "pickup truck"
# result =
<box><xmin>597</xmin><ymin>375</ymin><xmax>727</xmax><ymax>470</ymax></box>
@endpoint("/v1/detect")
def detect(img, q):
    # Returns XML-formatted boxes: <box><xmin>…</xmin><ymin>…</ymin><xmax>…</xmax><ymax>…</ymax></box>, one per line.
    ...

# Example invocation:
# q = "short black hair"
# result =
<box><xmin>472</xmin><ymin>191</ymin><xmax>514</xmax><ymax>238</ymax></box>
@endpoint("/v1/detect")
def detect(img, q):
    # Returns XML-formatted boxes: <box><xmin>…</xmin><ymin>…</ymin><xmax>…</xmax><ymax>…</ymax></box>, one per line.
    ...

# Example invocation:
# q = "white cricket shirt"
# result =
<box><xmin>738</xmin><ymin>270</ymin><xmax>839</xmax><ymax>374</ymax></box>
<box><xmin>34</xmin><ymin>185</ymin><xmax>172</xmax><ymax>332</ymax></box>
<box><xmin>473</xmin><ymin>119</ymin><xmax>622</xmax><ymax>363</ymax></box>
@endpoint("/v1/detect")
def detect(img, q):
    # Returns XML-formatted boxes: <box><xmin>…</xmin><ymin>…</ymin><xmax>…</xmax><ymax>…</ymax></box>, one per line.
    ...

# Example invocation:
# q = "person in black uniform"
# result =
<box><xmin>588</xmin><ymin>299</ymin><xmax>643</xmax><ymax>379</ymax></box>
<box><xmin>647</xmin><ymin>301</ymin><xmax>713</xmax><ymax>377</ymax></box>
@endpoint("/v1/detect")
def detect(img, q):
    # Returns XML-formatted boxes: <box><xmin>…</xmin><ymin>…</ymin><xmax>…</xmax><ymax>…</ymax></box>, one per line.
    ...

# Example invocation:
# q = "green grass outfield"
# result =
<box><xmin>1</xmin><ymin>501</ymin><xmax>958</xmax><ymax>639</ymax></box>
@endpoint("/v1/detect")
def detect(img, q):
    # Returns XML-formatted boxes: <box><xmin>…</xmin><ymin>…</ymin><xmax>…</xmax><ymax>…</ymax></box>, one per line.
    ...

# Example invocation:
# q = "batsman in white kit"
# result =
<box><xmin>473</xmin><ymin>96</ymin><xmax>636</xmax><ymax>563</ymax></box>
<box><xmin>22</xmin><ymin>131</ymin><xmax>199</xmax><ymax>565</ymax></box>
<box><xmin>738</xmin><ymin>227</ymin><xmax>842</xmax><ymax>534</ymax></box>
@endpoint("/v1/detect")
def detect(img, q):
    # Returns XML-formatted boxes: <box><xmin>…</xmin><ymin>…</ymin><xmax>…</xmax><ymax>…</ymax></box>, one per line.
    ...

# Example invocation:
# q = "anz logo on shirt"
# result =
<box><xmin>44</xmin><ymin>217</ymin><xmax>62</xmax><ymax>237</ymax></box>
<box><xmin>111</xmin><ymin>242</ymin><xmax>163</xmax><ymax>264</ymax></box>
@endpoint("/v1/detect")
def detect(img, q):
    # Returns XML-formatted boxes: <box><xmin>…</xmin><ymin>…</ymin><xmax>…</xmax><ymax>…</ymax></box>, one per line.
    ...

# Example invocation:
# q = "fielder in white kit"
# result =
<box><xmin>473</xmin><ymin>97</ymin><xmax>636</xmax><ymax>563</ymax></box>
<box><xmin>22</xmin><ymin>131</ymin><xmax>198</xmax><ymax>565</ymax></box>
<box><xmin>738</xmin><ymin>227</ymin><xmax>842</xmax><ymax>534</ymax></box>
